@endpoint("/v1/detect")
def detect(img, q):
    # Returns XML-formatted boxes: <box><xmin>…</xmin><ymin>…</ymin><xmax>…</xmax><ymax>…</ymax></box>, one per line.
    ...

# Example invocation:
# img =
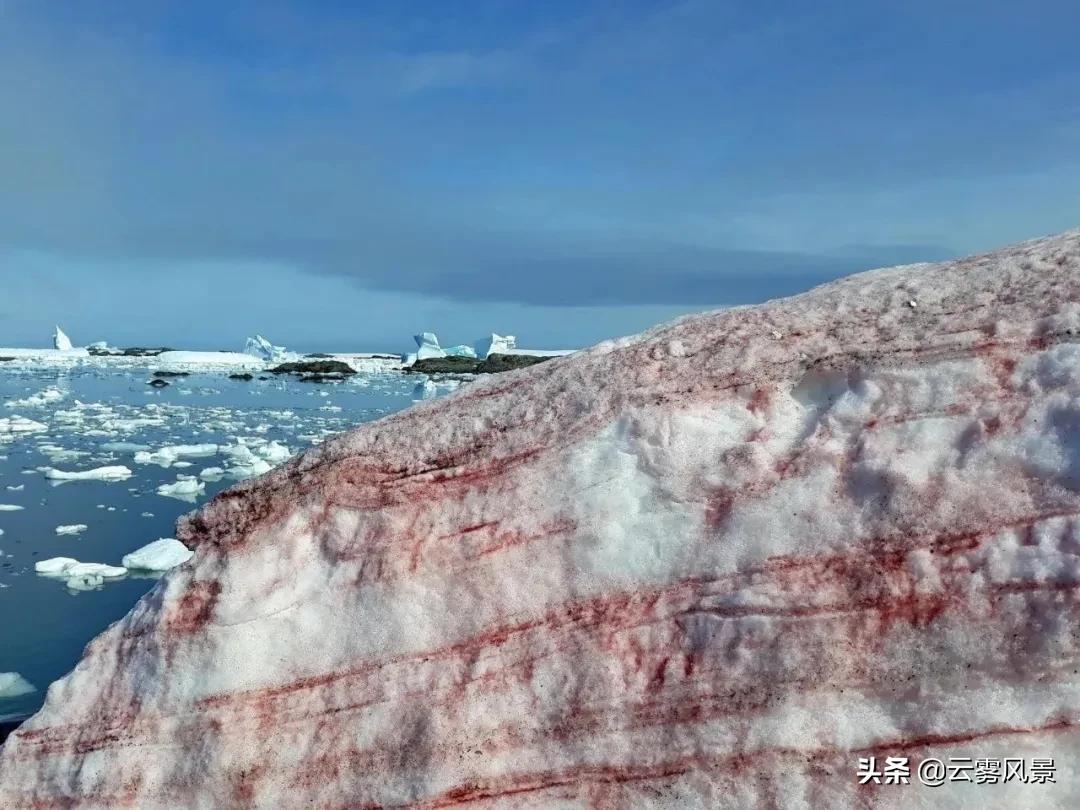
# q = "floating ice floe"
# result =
<box><xmin>53</xmin><ymin>326</ymin><xmax>73</xmax><ymax>351</ymax></box>
<box><xmin>4</xmin><ymin>387</ymin><xmax>66</xmax><ymax>409</ymax></box>
<box><xmin>157</xmin><ymin>475</ymin><xmax>205</xmax><ymax>501</ymax></box>
<box><xmin>54</xmin><ymin>525</ymin><xmax>88</xmax><ymax>536</ymax></box>
<box><xmin>0</xmin><ymin>505</ymin><xmax>24</xmax><ymax>512</ymax></box>
<box><xmin>34</xmin><ymin>557</ymin><xmax>126</xmax><ymax>590</ymax></box>
<box><xmin>243</xmin><ymin>335</ymin><xmax>289</xmax><ymax>363</ymax></box>
<box><xmin>0</xmin><ymin>672</ymin><xmax>35</xmax><ymax>699</ymax></box>
<box><xmin>43</xmin><ymin>466</ymin><xmax>133</xmax><ymax>482</ymax></box>
<box><xmin>121</xmin><ymin>538</ymin><xmax>194</xmax><ymax>571</ymax></box>
<box><xmin>0</xmin><ymin>416</ymin><xmax>47</xmax><ymax>440</ymax></box>
<box><xmin>134</xmin><ymin>444</ymin><xmax>219</xmax><ymax>468</ymax></box>
<box><xmin>199</xmin><ymin>467</ymin><xmax>225</xmax><ymax>482</ymax></box>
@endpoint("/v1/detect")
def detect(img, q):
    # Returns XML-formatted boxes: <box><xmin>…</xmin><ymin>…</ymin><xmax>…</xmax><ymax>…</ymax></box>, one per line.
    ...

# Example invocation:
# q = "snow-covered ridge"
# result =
<box><xmin>4</xmin><ymin>230</ymin><xmax>1080</xmax><ymax>806</ymax></box>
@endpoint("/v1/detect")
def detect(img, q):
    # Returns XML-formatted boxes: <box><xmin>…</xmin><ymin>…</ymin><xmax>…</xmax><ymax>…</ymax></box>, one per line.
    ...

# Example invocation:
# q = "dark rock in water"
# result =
<box><xmin>477</xmin><ymin>353</ymin><xmax>551</xmax><ymax>373</ymax></box>
<box><xmin>305</xmin><ymin>352</ymin><xmax>334</xmax><ymax>358</ymax></box>
<box><xmin>408</xmin><ymin>354</ymin><xmax>554</xmax><ymax>375</ymax></box>
<box><xmin>0</xmin><ymin>357</ymin><xmax>15</xmax><ymax>362</ymax></box>
<box><xmin>89</xmin><ymin>346</ymin><xmax>172</xmax><ymax>357</ymax></box>
<box><xmin>152</xmin><ymin>371</ymin><xmax>189</xmax><ymax>378</ymax></box>
<box><xmin>407</xmin><ymin>356</ymin><xmax>482</xmax><ymax>374</ymax></box>
<box><xmin>258</xmin><ymin>376</ymin><xmax>269</xmax><ymax>381</ymax></box>
<box><xmin>147</xmin><ymin>379</ymin><xmax>170</xmax><ymax>388</ymax></box>
<box><xmin>299</xmin><ymin>373</ymin><xmax>346</xmax><ymax>383</ymax></box>
<box><xmin>229</xmin><ymin>373</ymin><xmax>254</xmax><ymax>381</ymax></box>
<box><xmin>269</xmin><ymin>360</ymin><xmax>356</xmax><ymax>375</ymax></box>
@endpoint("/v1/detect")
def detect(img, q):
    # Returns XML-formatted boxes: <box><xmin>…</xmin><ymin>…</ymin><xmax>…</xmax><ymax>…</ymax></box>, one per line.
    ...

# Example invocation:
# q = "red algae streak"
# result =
<box><xmin>5</xmin><ymin>231</ymin><xmax>1080</xmax><ymax>807</ymax></box>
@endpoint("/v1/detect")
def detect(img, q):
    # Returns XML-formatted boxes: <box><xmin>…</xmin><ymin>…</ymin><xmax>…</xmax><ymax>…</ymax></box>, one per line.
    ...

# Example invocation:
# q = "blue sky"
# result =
<box><xmin>2</xmin><ymin>0</ymin><xmax>1079</xmax><ymax>352</ymax></box>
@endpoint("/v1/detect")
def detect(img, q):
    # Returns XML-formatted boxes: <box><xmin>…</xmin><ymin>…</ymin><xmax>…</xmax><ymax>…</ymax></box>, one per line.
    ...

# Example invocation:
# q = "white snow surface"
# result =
<box><xmin>6</xmin><ymin>231</ymin><xmax>1080</xmax><ymax>807</ymax></box>
<box><xmin>121</xmin><ymin>538</ymin><xmax>194</xmax><ymax>571</ymax></box>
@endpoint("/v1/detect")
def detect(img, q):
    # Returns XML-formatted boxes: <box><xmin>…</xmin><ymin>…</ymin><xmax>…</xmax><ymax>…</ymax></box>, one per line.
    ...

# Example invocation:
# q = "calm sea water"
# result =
<box><xmin>0</xmin><ymin>365</ymin><xmax>429</xmax><ymax>721</ymax></box>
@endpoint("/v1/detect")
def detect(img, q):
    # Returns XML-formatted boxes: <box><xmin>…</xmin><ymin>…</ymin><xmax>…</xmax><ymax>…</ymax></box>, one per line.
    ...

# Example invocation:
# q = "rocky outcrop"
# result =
<box><xmin>4</xmin><ymin>232</ymin><xmax>1080</xmax><ymax>807</ymax></box>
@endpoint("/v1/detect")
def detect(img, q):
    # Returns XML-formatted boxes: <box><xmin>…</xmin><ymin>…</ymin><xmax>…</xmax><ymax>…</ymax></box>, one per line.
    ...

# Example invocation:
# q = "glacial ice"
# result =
<box><xmin>53</xmin><ymin>525</ymin><xmax>88</xmax><ymax>536</ymax></box>
<box><xmin>413</xmin><ymin>331</ymin><xmax>446</xmax><ymax>360</ymax></box>
<box><xmin>473</xmin><ymin>332</ymin><xmax>516</xmax><ymax>358</ymax></box>
<box><xmin>121</xmin><ymin>538</ymin><xmax>194</xmax><ymax>571</ymax></box>
<box><xmin>243</xmin><ymin>334</ymin><xmax>289</xmax><ymax>363</ymax></box>
<box><xmin>134</xmin><ymin>444</ymin><xmax>219</xmax><ymax>467</ymax></box>
<box><xmin>444</xmin><ymin>344</ymin><xmax>477</xmax><ymax>358</ymax></box>
<box><xmin>52</xmin><ymin>326</ymin><xmax>73</xmax><ymax>351</ymax></box>
<box><xmin>0</xmin><ymin>416</ymin><xmax>47</xmax><ymax>440</ymax></box>
<box><xmin>4</xmin><ymin>386</ymin><xmax>66</xmax><ymax>408</ymax></box>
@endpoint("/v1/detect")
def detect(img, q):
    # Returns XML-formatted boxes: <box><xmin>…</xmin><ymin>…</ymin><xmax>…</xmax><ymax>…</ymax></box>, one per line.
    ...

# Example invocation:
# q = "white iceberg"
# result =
<box><xmin>0</xmin><ymin>504</ymin><xmax>24</xmax><ymax>511</ymax></box>
<box><xmin>243</xmin><ymin>335</ymin><xmax>288</xmax><ymax>363</ymax></box>
<box><xmin>444</xmin><ymin>344</ymin><xmax>477</xmax><ymax>358</ymax></box>
<box><xmin>121</xmin><ymin>538</ymin><xmax>194</xmax><ymax>572</ymax></box>
<box><xmin>54</xmin><ymin>524</ymin><xmax>88</xmax><ymax>536</ymax></box>
<box><xmin>53</xmin><ymin>326</ymin><xmax>73</xmax><ymax>351</ymax></box>
<box><xmin>44</xmin><ymin>466</ymin><xmax>133</xmax><ymax>482</ymax></box>
<box><xmin>473</xmin><ymin>333</ymin><xmax>516</xmax><ymax>359</ymax></box>
<box><xmin>199</xmin><ymin>466</ymin><xmax>225</xmax><ymax>482</ymax></box>
<box><xmin>0</xmin><ymin>672</ymin><xmax>35</xmax><ymax>699</ymax></box>
<box><xmin>413</xmin><ymin>332</ymin><xmax>446</xmax><ymax>360</ymax></box>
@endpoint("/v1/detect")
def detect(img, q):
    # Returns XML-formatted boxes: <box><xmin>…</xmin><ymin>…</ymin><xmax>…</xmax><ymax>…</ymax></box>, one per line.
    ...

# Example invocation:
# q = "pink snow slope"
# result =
<box><xmin>3</xmin><ymin>231</ymin><xmax>1080</xmax><ymax>808</ymax></box>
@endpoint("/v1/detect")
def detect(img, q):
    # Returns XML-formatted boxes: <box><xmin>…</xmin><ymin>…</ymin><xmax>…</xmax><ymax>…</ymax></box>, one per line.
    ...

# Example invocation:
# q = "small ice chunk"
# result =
<box><xmin>55</xmin><ymin>524</ymin><xmax>88</xmax><ymax>536</ymax></box>
<box><xmin>122</xmin><ymin>538</ymin><xmax>194</xmax><ymax>571</ymax></box>
<box><xmin>44</xmin><ymin>466</ymin><xmax>133</xmax><ymax>482</ymax></box>
<box><xmin>157</xmin><ymin>475</ymin><xmax>205</xmax><ymax>501</ymax></box>
<box><xmin>0</xmin><ymin>504</ymin><xmax>24</xmax><ymax>511</ymax></box>
<box><xmin>134</xmin><ymin>444</ymin><xmax>219</xmax><ymax>467</ymax></box>
<box><xmin>0</xmin><ymin>672</ymin><xmax>36</xmax><ymax>699</ymax></box>
<box><xmin>199</xmin><ymin>467</ymin><xmax>225</xmax><ymax>481</ymax></box>
<box><xmin>35</xmin><ymin>557</ymin><xmax>80</xmax><ymax>574</ymax></box>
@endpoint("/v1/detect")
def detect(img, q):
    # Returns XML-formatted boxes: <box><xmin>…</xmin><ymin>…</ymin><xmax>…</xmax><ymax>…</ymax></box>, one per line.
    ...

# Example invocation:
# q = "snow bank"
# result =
<box><xmin>7</xmin><ymin>231</ymin><xmax>1080</xmax><ymax>807</ymax></box>
<box><xmin>121</xmin><ymin>538</ymin><xmax>194</xmax><ymax>571</ymax></box>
